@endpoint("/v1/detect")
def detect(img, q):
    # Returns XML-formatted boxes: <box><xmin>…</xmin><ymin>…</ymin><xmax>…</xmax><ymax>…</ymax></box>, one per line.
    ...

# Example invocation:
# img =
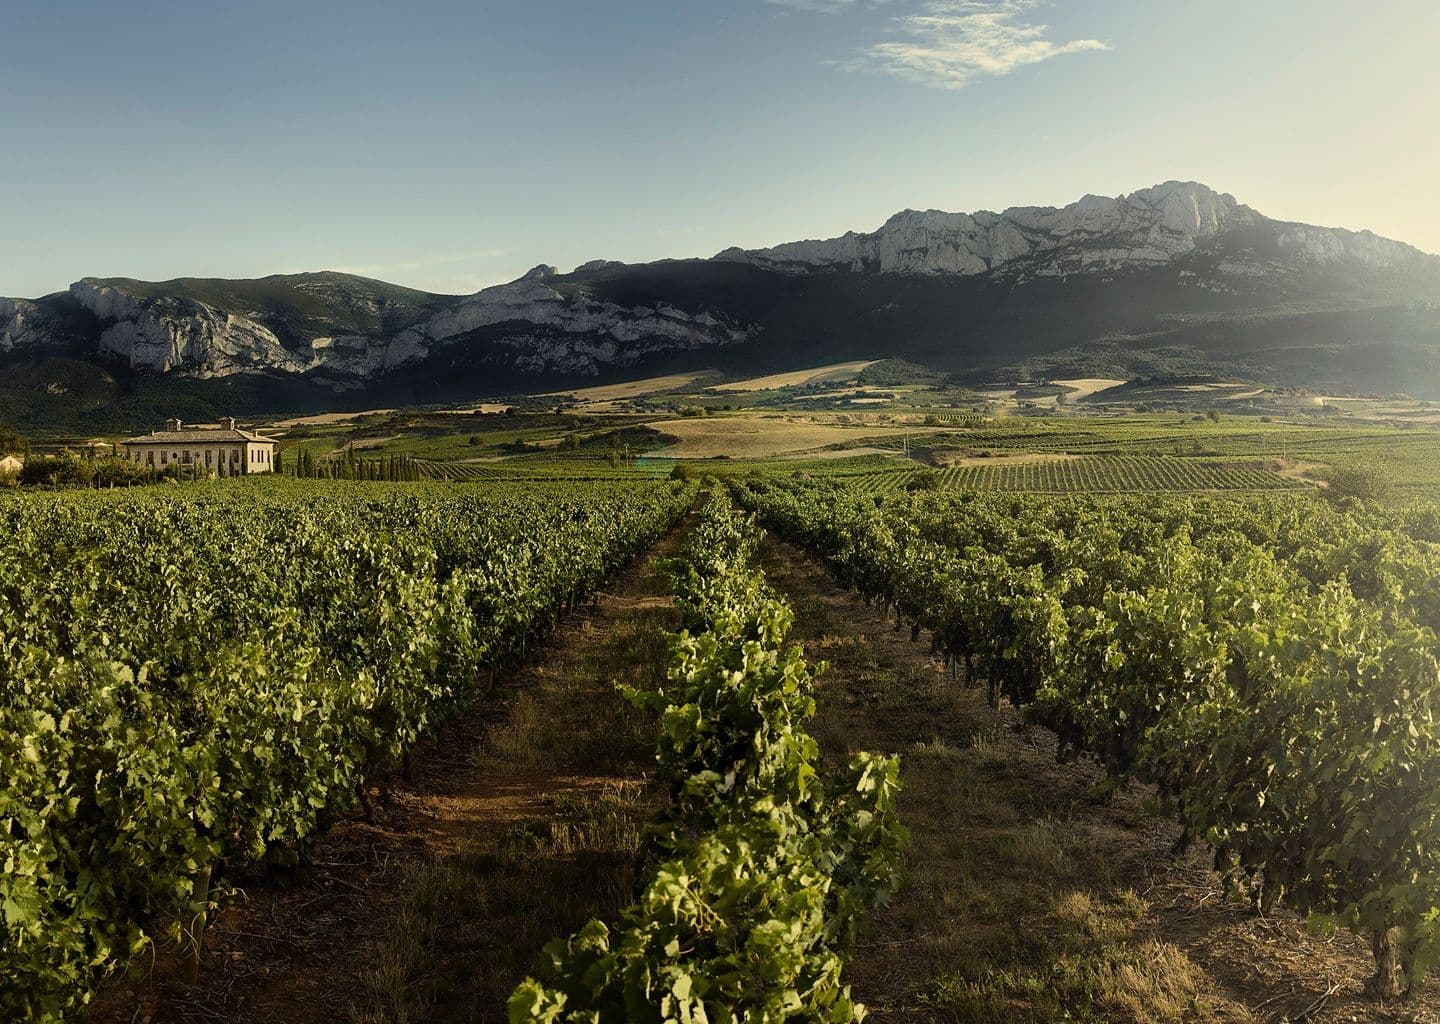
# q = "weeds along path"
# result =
<box><xmin>757</xmin><ymin>536</ymin><xmax>1426</xmax><ymax>1024</ymax></box>
<box><xmin>94</xmin><ymin>520</ymin><xmax>690</xmax><ymax>1024</ymax></box>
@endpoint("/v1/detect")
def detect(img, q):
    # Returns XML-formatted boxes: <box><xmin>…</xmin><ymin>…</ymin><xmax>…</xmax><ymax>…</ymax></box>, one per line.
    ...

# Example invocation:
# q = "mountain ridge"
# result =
<box><xmin>4</xmin><ymin>180</ymin><xmax>1440</xmax><ymax>422</ymax></box>
<box><xmin>711</xmin><ymin>181</ymin><xmax>1435</xmax><ymax>278</ymax></box>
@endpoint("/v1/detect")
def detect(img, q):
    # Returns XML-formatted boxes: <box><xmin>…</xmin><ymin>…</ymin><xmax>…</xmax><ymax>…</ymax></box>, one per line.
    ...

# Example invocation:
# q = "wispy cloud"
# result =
<box><xmin>838</xmin><ymin>0</ymin><xmax>1110</xmax><ymax>89</ymax></box>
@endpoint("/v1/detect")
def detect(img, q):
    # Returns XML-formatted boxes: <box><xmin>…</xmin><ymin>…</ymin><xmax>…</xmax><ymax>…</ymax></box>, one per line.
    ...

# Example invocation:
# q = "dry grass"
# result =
<box><xmin>705</xmin><ymin>360</ymin><xmax>879</xmax><ymax>392</ymax></box>
<box><xmin>762</xmin><ymin>537</ymin><xmax>1440</xmax><ymax>1024</ymax></box>
<box><xmin>270</xmin><ymin>408</ymin><xmax>398</xmax><ymax>427</ymax></box>
<box><xmin>759</xmin><ymin>539</ymin><xmax>1256</xmax><ymax>1024</ymax></box>
<box><xmin>347</xmin><ymin>782</ymin><xmax>657</xmax><ymax>1024</ymax></box>
<box><xmin>544</xmin><ymin>372</ymin><xmax>706</xmax><ymax>403</ymax></box>
<box><xmin>1054</xmin><ymin>377</ymin><xmax>1128</xmax><ymax>400</ymax></box>
<box><xmin>344</xmin><ymin>555</ymin><xmax>680</xmax><ymax>1023</ymax></box>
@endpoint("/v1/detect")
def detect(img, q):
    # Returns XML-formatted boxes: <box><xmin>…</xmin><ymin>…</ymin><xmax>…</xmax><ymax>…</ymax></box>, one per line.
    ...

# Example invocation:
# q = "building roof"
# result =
<box><xmin>122</xmin><ymin>428</ymin><xmax>275</xmax><ymax>445</ymax></box>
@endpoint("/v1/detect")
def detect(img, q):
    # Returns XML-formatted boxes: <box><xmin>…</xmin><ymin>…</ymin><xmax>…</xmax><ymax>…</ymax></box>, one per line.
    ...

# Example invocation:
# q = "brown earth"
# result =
<box><xmin>92</xmin><ymin>522</ymin><xmax>688</xmax><ymax>1024</ymax></box>
<box><xmin>757</xmin><ymin>536</ymin><xmax>1440</xmax><ymax>1024</ymax></box>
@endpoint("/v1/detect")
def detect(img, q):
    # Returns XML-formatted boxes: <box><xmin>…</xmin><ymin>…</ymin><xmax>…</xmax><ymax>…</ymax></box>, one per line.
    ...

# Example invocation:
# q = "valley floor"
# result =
<box><xmin>94</xmin><ymin>517</ymin><xmax>1440</xmax><ymax>1024</ymax></box>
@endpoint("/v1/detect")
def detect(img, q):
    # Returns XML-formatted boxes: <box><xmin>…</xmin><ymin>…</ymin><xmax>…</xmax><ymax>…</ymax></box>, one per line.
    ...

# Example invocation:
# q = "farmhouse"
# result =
<box><xmin>120</xmin><ymin>418</ymin><xmax>277</xmax><ymax>476</ymax></box>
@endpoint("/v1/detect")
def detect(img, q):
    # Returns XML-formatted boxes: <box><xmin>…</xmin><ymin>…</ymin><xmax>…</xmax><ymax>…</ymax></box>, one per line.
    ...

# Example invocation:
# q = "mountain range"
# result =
<box><xmin>5</xmin><ymin>180</ymin><xmax>1440</xmax><ymax>427</ymax></box>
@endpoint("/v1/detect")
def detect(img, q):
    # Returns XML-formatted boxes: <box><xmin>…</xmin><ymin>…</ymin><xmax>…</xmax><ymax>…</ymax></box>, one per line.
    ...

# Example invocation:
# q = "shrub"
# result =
<box><xmin>21</xmin><ymin>452</ymin><xmax>92</xmax><ymax>487</ymax></box>
<box><xmin>1324</xmin><ymin>467</ymin><xmax>1394</xmax><ymax>505</ymax></box>
<box><xmin>904</xmin><ymin>468</ymin><xmax>943</xmax><ymax>492</ymax></box>
<box><xmin>0</xmin><ymin>422</ymin><xmax>24</xmax><ymax>457</ymax></box>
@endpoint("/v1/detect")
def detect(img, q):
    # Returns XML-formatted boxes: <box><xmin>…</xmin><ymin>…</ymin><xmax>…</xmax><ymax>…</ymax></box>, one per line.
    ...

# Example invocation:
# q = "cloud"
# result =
<box><xmin>840</xmin><ymin>0</ymin><xmax>1110</xmax><ymax>89</ymax></box>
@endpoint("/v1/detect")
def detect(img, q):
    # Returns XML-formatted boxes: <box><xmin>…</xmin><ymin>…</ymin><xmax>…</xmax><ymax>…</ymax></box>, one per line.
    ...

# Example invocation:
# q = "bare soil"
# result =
<box><xmin>92</xmin><ymin>522</ymin><xmax>688</xmax><ymax>1024</ymax></box>
<box><xmin>757</xmin><ymin>536</ymin><xmax>1440</xmax><ymax>1024</ymax></box>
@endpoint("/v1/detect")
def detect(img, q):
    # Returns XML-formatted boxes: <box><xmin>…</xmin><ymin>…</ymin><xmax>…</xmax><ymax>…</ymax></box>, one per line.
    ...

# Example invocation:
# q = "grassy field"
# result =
<box><xmin>647</xmin><ymin>414</ymin><xmax>915</xmax><ymax>458</ymax></box>
<box><xmin>27</xmin><ymin>371</ymin><xmax>1440</xmax><ymax>498</ymax></box>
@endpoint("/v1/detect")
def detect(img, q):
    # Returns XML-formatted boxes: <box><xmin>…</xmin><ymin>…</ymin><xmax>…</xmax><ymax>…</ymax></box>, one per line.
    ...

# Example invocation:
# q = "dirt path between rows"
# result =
<box><xmin>94</xmin><ymin>521</ymin><xmax>689</xmax><ymax>1024</ymax></box>
<box><xmin>757</xmin><ymin>536</ymin><xmax>1440</xmax><ymax>1024</ymax></box>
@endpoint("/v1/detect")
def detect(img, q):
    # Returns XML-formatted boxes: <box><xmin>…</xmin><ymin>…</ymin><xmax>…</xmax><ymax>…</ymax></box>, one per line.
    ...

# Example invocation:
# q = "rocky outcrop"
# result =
<box><xmin>713</xmin><ymin>181</ymin><xmax>1432</xmax><ymax>279</ymax></box>
<box><xmin>73</xmin><ymin>280</ymin><xmax>310</xmax><ymax>377</ymax></box>
<box><xmin>420</xmin><ymin>265</ymin><xmax>749</xmax><ymax>374</ymax></box>
<box><xmin>46</xmin><ymin>266</ymin><xmax>752</xmax><ymax>386</ymax></box>
<box><xmin>0</xmin><ymin>298</ymin><xmax>47</xmax><ymax>352</ymax></box>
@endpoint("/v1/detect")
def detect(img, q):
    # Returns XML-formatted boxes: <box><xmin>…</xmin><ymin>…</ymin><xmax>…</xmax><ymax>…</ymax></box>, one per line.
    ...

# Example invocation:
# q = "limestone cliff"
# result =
<box><xmin>712</xmin><ymin>181</ymin><xmax>1431</xmax><ymax>280</ymax></box>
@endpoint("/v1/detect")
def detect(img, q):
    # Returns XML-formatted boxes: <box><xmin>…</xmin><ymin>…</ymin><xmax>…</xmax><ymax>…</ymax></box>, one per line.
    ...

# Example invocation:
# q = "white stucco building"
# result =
<box><xmin>120</xmin><ymin>417</ymin><xmax>277</xmax><ymax>476</ymax></box>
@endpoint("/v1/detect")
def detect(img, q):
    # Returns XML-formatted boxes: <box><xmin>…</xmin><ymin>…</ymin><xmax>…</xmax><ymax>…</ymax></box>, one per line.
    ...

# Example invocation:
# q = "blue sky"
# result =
<box><xmin>2</xmin><ymin>0</ymin><xmax>1437</xmax><ymax>297</ymax></box>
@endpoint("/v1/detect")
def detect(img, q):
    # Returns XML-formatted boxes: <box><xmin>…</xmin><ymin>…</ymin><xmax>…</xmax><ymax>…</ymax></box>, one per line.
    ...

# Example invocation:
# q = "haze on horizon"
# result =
<box><xmin>3</xmin><ymin>0</ymin><xmax>1437</xmax><ymax>299</ymax></box>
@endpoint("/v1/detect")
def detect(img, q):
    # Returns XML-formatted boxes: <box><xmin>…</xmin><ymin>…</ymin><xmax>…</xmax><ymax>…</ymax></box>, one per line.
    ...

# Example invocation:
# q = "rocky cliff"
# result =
<box><xmin>712</xmin><ymin>182</ymin><xmax>1433</xmax><ymax>280</ymax></box>
<box><xmin>0</xmin><ymin>266</ymin><xmax>752</xmax><ymax>389</ymax></box>
<box><xmin>3</xmin><ymin>181</ymin><xmax>1439</xmax><ymax>403</ymax></box>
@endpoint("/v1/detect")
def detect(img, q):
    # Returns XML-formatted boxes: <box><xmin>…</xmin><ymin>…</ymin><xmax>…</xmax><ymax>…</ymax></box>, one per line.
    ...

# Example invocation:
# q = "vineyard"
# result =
<box><xmin>410</xmin><ymin>459</ymin><xmax>662</xmax><ymax>483</ymax></box>
<box><xmin>511</xmin><ymin>496</ymin><xmax>905</xmax><ymax>1021</ymax></box>
<box><xmin>734</xmin><ymin>477</ymin><xmax>1440</xmax><ymax>1001</ymax></box>
<box><xmin>0</xmin><ymin>480</ymin><xmax>693</xmax><ymax>1021</ymax></box>
<box><xmin>928</xmin><ymin>455</ymin><xmax>1302</xmax><ymax>492</ymax></box>
<box><xmin>819</xmin><ymin>455</ymin><xmax>1302</xmax><ymax>495</ymax></box>
<box><xmin>7</xmin><ymin>470</ymin><xmax>1440</xmax><ymax>1020</ymax></box>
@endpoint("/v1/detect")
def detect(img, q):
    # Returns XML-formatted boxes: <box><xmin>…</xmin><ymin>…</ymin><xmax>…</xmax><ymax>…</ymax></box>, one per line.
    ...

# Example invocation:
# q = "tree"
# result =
<box><xmin>20</xmin><ymin>451</ymin><xmax>93</xmax><ymax>487</ymax></box>
<box><xmin>0</xmin><ymin>422</ymin><xmax>25</xmax><ymax>457</ymax></box>
<box><xmin>1324</xmin><ymin>467</ymin><xmax>1394</xmax><ymax>505</ymax></box>
<box><xmin>904</xmin><ymin>468</ymin><xmax>942</xmax><ymax>492</ymax></box>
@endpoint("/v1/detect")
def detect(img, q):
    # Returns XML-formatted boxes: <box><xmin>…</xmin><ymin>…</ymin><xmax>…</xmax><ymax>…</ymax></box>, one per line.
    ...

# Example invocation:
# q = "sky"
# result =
<box><xmin>2</xmin><ymin>0</ymin><xmax>1438</xmax><ymax>298</ymax></box>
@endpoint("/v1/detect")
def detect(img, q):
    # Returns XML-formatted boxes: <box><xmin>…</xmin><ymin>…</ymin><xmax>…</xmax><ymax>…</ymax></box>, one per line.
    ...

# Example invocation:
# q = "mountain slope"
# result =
<box><xmin>4</xmin><ymin>181</ymin><xmax>1439</xmax><ymax>423</ymax></box>
<box><xmin>713</xmin><ymin>181</ymin><xmax>1435</xmax><ymax>285</ymax></box>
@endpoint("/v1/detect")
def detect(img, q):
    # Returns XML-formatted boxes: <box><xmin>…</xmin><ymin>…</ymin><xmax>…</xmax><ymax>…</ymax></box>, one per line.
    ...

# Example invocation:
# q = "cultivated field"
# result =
<box><xmin>647</xmin><ymin>414</ymin><xmax>912</xmax><ymax>458</ymax></box>
<box><xmin>705</xmin><ymin>360</ymin><xmax>879</xmax><ymax>392</ymax></box>
<box><xmin>547</xmin><ymin>372</ymin><xmax>707</xmax><ymax>405</ymax></box>
<box><xmin>16</xmin><ymin>375</ymin><xmax>1440</xmax><ymax>1022</ymax></box>
<box><xmin>1053</xmin><ymin>376</ymin><xmax>1127</xmax><ymax>399</ymax></box>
